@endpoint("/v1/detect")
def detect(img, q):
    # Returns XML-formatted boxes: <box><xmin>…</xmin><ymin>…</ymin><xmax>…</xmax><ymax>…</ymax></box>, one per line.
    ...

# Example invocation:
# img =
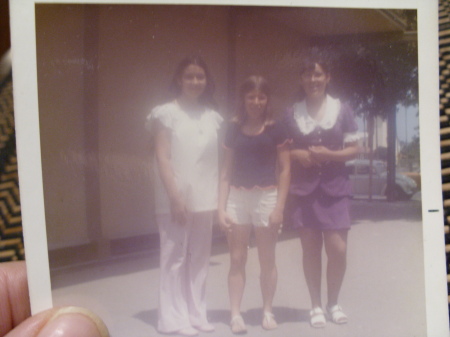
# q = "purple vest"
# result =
<box><xmin>284</xmin><ymin>102</ymin><xmax>358</xmax><ymax>197</ymax></box>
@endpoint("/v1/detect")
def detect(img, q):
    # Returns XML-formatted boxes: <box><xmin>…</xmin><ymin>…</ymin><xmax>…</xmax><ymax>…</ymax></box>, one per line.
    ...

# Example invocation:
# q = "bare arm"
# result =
<box><xmin>218</xmin><ymin>147</ymin><xmax>235</xmax><ymax>230</ymax></box>
<box><xmin>269</xmin><ymin>144</ymin><xmax>291</xmax><ymax>228</ymax></box>
<box><xmin>308</xmin><ymin>141</ymin><xmax>360</xmax><ymax>163</ymax></box>
<box><xmin>290</xmin><ymin>148</ymin><xmax>320</xmax><ymax>168</ymax></box>
<box><xmin>154</xmin><ymin>119</ymin><xmax>187</xmax><ymax>225</ymax></box>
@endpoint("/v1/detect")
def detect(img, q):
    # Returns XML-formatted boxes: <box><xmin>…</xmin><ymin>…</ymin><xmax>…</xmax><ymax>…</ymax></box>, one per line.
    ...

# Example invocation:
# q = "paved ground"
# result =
<box><xmin>51</xmin><ymin>198</ymin><xmax>427</xmax><ymax>337</ymax></box>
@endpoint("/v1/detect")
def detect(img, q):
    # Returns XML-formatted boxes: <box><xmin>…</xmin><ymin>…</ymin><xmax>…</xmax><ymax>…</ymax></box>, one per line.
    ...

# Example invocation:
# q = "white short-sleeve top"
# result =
<box><xmin>146</xmin><ymin>101</ymin><xmax>223</xmax><ymax>214</ymax></box>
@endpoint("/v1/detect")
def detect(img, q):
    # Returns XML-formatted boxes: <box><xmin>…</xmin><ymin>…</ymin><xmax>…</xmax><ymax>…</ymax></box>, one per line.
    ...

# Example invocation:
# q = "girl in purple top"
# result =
<box><xmin>218</xmin><ymin>76</ymin><xmax>290</xmax><ymax>334</ymax></box>
<box><xmin>284</xmin><ymin>49</ymin><xmax>360</xmax><ymax>328</ymax></box>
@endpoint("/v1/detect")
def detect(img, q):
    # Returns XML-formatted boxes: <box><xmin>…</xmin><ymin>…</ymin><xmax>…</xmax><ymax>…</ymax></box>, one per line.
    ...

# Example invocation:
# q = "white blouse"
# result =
<box><xmin>146</xmin><ymin>101</ymin><xmax>223</xmax><ymax>214</ymax></box>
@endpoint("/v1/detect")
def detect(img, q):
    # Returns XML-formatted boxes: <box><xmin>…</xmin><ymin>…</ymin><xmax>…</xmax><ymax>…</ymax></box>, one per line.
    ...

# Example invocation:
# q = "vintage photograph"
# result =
<box><xmin>9</xmin><ymin>1</ymin><xmax>446</xmax><ymax>336</ymax></box>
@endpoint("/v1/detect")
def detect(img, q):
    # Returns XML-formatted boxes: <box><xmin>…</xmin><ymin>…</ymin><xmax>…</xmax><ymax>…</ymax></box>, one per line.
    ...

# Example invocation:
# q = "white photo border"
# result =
<box><xmin>9</xmin><ymin>0</ymin><xmax>448</xmax><ymax>335</ymax></box>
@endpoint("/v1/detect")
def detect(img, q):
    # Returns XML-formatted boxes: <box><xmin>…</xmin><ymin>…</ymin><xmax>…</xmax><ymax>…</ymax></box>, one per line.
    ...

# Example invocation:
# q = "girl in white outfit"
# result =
<box><xmin>147</xmin><ymin>56</ymin><xmax>222</xmax><ymax>337</ymax></box>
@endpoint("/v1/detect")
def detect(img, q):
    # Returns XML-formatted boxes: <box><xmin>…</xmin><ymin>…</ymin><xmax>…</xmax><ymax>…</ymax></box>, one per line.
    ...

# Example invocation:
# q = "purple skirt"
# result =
<box><xmin>286</xmin><ymin>189</ymin><xmax>351</xmax><ymax>231</ymax></box>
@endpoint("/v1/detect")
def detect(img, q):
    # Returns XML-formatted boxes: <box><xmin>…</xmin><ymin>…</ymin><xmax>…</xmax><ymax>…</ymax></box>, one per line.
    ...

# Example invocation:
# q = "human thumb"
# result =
<box><xmin>5</xmin><ymin>306</ymin><xmax>109</xmax><ymax>337</ymax></box>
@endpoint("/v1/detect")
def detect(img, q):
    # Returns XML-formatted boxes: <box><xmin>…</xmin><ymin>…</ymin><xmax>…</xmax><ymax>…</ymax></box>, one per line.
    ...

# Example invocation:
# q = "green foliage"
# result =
<box><xmin>398</xmin><ymin>135</ymin><xmax>420</xmax><ymax>169</ymax></box>
<box><xmin>331</xmin><ymin>38</ymin><xmax>418</xmax><ymax>119</ymax></box>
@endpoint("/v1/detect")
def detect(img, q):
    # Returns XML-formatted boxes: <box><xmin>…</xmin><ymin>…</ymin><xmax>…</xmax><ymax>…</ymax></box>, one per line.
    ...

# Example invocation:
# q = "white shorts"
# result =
<box><xmin>226</xmin><ymin>187</ymin><xmax>278</xmax><ymax>227</ymax></box>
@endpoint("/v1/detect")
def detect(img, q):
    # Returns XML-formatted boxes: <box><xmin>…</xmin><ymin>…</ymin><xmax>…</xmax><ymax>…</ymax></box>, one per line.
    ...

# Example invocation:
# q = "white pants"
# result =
<box><xmin>157</xmin><ymin>212</ymin><xmax>213</xmax><ymax>333</ymax></box>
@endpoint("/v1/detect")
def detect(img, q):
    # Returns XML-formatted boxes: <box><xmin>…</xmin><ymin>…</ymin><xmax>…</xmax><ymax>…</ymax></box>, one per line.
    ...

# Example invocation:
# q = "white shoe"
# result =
<box><xmin>194</xmin><ymin>323</ymin><xmax>215</xmax><ymax>332</ymax></box>
<box><xmin>310</xmin><ymin>307</ymin><xmax>326</xmax><ymax>328</ymax></box>
<box><xmin>326</xmin><ymin>304</ymin><xmax>348</xmax><ymax>324</ymax></box>
<box><xmin>176</xmin><ymin>327</ymin><xmax>199</xmax><ymax>336</ymax></box>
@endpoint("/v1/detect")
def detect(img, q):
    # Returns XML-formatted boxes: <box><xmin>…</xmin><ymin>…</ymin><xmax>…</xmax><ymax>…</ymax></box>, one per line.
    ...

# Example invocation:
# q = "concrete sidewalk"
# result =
<box><xmin>205</xmin><ymin>218</ymin><xmax>425</xmax><ymax>336</ymax></box>
<box><xmin>51</xmin><ymin>199</ymin><xmax>426</xmax><ymax>337</ymax></box>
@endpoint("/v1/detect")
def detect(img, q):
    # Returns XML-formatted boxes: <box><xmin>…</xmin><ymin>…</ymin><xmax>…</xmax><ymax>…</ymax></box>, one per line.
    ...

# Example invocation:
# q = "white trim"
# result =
<box><xmin>292</xmin><ymin>95</ymin><xmax>341</xmax><ymax>135</ymax></box>
<box><xmin>343</xmin><ymin>131</ymin><xmax>360</xmax><ymax>144</ymax></box>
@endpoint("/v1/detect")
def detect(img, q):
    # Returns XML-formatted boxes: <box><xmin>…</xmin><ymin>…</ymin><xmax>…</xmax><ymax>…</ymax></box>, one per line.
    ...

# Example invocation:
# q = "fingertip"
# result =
<box><xmin>36</xmin><ymin>307</ymin><xmax>110</xmax><ymax>337</ymax></box>
<box><xmin>0</xmin><ymin>261</ymin><xmax>31</xmax><ymax>333</ymax></box>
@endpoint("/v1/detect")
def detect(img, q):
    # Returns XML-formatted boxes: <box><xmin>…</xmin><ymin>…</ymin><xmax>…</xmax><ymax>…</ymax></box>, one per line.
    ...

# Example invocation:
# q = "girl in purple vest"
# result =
<box><xmin>218</xmin><ymin>76</ymin><xmax>291</xmax><ymax>334</ymax></box>
<box><xmin>284</xmin><ymin>48</ymin><xmax>360</xmax><ymax>328</ymax></box>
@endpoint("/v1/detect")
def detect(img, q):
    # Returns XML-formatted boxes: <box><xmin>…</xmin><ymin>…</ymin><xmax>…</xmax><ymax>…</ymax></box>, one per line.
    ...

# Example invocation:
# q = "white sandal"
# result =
<box><xmin>326</xmin><ymin>304</ymin><xmax>348</xmax><ymax>324</ymax></box>
<box><xmin>230</xmin><ymin>315</ymin><xmax>247</xmax><ymax>334</ymax></box>
<box><xmin>262</xmin><ymin>312</ymin><xmax>278</xmax><ymax>330</ymax></box>
<box><xmin>193</xmin><ymin>323</ymin><xmax>215</xmax><ymax>333</ymax></box>
<box><xmin>176</xmin><ymin>327</ymin><xmax>199</xmax><ymax>336</ymax></box>
<box><xmin>309</xmin><ymin>307</ymin><xmax>326</xmax><ymax>328</ymax></box>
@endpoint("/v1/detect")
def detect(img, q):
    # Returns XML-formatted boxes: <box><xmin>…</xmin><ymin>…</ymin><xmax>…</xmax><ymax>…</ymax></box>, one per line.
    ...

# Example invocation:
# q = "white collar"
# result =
<box><xmin>292</xmin><ymin>95</ymin><xmax>341</xmax><ymax>135</ymax></box>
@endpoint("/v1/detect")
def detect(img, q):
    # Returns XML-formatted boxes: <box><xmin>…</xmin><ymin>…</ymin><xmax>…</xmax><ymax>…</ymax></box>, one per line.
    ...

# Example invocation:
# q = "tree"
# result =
<box><xmin>320</xmin><ymin>30</ymin><xmax>418</xmax><ymax>200</ymax></box>
<box><xmin>399</xmin><ymin>135</ymin><xmax>420</xmax><ymax>171</ymax></box>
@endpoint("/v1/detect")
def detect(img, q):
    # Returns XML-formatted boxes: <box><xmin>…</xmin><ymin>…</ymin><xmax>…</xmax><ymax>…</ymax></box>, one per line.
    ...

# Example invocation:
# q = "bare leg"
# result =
<box><xmin>254</xmin><ymin>226</ymin><xmax>278</xmax><ymax>314</ymax></box>
<box><xmin>323</xmin><ymin>229</ymin><xmax>348</xmax><ymax>307</ymax></box>
<box><xmin>255</xmin><ymin>226</ymin><xmax>279</xmax><ymax>330</ymax></box>
<box><xmin>299</xmin><ymin>228</ymin><xmax>324</xmax><ymax>309</ymax></box>
<box><xmin>226</xmin><ymin>225</ymin><xmax>252</xmax><ymax>319</ymax></box>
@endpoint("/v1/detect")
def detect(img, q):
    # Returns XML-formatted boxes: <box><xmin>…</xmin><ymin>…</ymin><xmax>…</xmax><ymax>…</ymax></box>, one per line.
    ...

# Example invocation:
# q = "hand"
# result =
<box><xmin>269</xmin><ymin>207</ymin><xmax>283</xmax><ymax>231</ymax></box>
<box><xmin>293</xmin><ymin>149</ymin><xmax>319</xmax><ymax>168</ymax></box>
<box><xmin>0</xmin><ymin>261</ymin><xmax>109</xmax><ymax>337</ymax></box>
<box><xmin>309</xmin><ymin>145</ymin><xmax>331</xmax><ymax>163</ymax></box>
<box><xmin>218</xmin><ymin>210</ymin><xmax>235</xmax><ymax>233</ymax></box>
<box><xmin>170</xmin><ymin>196</ymin><xmax>188</xmax><ymax>225</ymax></box>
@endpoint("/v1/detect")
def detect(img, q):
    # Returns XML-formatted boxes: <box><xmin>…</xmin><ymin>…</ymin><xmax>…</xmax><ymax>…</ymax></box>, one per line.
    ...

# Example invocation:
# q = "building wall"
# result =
<box><xmin>233</xmin><ymin>8</ymin><xmax>308</xmax><ymax>114</ymax></box>
<box><xmin>95</xmin><ymin>5</ymin><xmax>230</xmax><ymax>240</ymax></box>
<box><xmin>36</xmin><ymin>4</ymin><xmax>312</xmax><ymax>250</ymax></box>
<box><xmin>36</xmin><ymin>5</ymin><xmax>91</xmax><ymax>249</ymax></box>
<box><xmin>36</xmin><ymin>5</ymin><xmax>404</xmax><ymax>251</ymax></box>
<box><xmin>36</xmin><ymin>5</ymin><xmax>230</xmax><ymax>248</ymax></box>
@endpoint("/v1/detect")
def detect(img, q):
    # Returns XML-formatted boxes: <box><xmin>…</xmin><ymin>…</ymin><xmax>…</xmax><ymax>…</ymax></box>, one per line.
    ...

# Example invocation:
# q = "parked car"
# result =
<box><xmin>345</xmin><ymin>159</ymin><xmax>418</xmax><ymax>200</ymax></box>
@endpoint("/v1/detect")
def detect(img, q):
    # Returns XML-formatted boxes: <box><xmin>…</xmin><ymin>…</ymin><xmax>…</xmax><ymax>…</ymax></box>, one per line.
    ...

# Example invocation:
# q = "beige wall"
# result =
<box><xmin>36</xmin><ymin>5</ymin><xmax>90</xmax><ymax>249</ymax></box>
<box><xmin>36</xmin><ymin>5</ymin><xmax>231</xmax><ymax>249</ymax></box>
<box><xmin>95</xmin><ymin>5</ymin><xmax>230</xmax><ymax>240</ymax></box>
<box><xmin>36</xmin><ymin>5</ymin><xmax>378</xmax><ymax>250</ymax></box>
<box><xmin>233</xmin><ymin>8</ymin><xmax>308</xmax><ymax>113</ymax></box>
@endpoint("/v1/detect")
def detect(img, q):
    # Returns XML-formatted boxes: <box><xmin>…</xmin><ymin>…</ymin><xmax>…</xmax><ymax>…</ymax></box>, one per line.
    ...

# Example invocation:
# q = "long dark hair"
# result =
<box><xmin>168</xmin><ymin>55</ymin><xmax>216</xmax><ymax>108</ymax></box>
<box><xmin>232</xmin><ymin>75</ymin><xmax>274</xmax><ymax>125</ymax></box>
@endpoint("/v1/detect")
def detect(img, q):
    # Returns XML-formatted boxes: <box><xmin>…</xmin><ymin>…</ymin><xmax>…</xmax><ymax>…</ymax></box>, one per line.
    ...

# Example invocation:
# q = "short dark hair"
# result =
<box><xmin>296</xmin><ymin>47</ymin><xmax>333</xmax><ymax>100</ymax></box>
<box><xmin>298</xmin><ymin>47</ymin><xmax>332</xmax><ymax>76</ymax></box>
<box><xmin>233</xmin><ymin>75</ymin><xmax>274</xmax><ymax>125</ymax></box>
<box><xmin>168</xmin><ymin>55</ymin><xmax>216</xmax><ymax>108</ymax></box>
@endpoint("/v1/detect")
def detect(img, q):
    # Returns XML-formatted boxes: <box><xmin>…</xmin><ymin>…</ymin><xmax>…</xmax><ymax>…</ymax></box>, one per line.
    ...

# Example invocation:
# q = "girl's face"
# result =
<box><xmin>300</xmin><ymin>63</ymin><xmax>330</xmax><ymax>101</ymax></box>
<box><xmin>244</xmin><ymin>89</ymin><xmax>268</xmax><ymax>119</ymax></box>
<box><xmin>179</xmin><ymin>64</ymin><xmax>207</xmax><ymax>100</ymax></box>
